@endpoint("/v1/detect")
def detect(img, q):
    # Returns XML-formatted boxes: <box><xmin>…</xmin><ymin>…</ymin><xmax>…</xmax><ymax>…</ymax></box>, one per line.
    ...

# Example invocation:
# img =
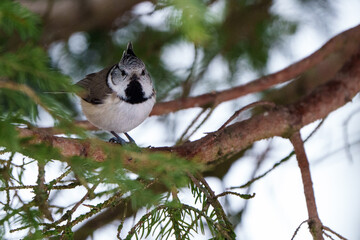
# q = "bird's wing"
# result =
<box><xmin>76</xmin><ymin>65</ymin><xmax>115</xmax><ymax>104</ymax></box>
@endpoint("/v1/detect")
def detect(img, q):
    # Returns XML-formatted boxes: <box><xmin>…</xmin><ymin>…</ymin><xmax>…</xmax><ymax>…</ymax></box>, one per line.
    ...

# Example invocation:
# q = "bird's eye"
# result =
<box><xmin>121</xmin><ymin>70</ymin><xmax>127</xmax><ymax>76</ymax></box>
<box><xmin>141</xmin><ymin>69</ymin><xmax>146</xmax><ymax>76</ymax></box>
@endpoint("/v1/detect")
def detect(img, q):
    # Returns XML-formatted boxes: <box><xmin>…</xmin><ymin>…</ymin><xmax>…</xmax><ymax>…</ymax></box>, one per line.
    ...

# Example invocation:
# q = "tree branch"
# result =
<box><xmin>150</xmin><ymin>24</ymin><xmax>360</xmax><ymax>116</ymax></box>
<box><xmin>290</xmin><ymin>132</ymin><xmax>323</xmax><ymax>240</ymax></box>
<box><xmin>18</xmin><ymin>41</ymin><xmax>360</xmax><ymax>166</ymax></box>
<box><xmin>66</xmin><ymin>23</ymin><xmax>360</xmax><ymax>132</ymax></box>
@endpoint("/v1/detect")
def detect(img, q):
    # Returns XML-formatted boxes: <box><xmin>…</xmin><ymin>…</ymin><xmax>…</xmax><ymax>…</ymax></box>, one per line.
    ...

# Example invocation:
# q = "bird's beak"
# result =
<box><xmin>130</xmin><ymin>74</ymin><xmax>139</xmax><ymax>81</ymax></box>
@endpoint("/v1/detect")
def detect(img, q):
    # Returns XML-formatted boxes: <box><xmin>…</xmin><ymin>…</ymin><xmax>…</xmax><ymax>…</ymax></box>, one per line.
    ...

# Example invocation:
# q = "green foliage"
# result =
<box><xmin>1</xmin><ymin>147</ymin><xmax>206</xmax><ymax>238</ymax></box>
<box><xmin>162</xmin><ymin>0</ymin><xmax>212</xmax><ymax>44</ymax></box>
<box><xmin>0</xmin><ymin>120</ymin><xmax>20</xmax><ymax>151</ymax></box>
<box><xmin>122</xmin><ymin>176</ymin><xmax>254</xmax><ymax>239</ymax></box>
<box><xmin>124</xmin><ymin>204</ymin><xmax>222</xmax><ymax>240</ymax></box>
<box><xmin>0</xmin><ymin>0</ymin><xmax>78</xmax><ymax>127</ymax></box>
<box><xmin>0</xmin><ymin>1</ymin><xmax>40</xmax><ymax>41</ymax></box>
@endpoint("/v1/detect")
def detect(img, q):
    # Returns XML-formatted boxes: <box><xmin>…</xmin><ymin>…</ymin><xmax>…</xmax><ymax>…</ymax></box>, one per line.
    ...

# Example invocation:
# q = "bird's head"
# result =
<box><xmin>107</xmin><ymin>42</ymin><xmax>154</xmax><ymax>104</ymax></box>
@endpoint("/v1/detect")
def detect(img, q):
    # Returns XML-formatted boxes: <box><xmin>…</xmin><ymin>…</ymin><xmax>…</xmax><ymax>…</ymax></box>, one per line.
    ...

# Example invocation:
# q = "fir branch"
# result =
<box><xmin>188</xmin><ymin>173</ymin><xmax>235</xmax><ymax>239</ymax></box>
<box><xmin>0</xmin><ymin>79</ymin><xmax>51</xmax><ymax>113</ymax></box>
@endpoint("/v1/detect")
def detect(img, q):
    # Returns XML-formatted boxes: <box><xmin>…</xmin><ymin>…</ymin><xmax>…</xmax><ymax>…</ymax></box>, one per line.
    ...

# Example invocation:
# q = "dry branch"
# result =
<box><xmin>17</xmin><ymin>42</ymin><xmax>360</xmax><ymax>166</ymax></box>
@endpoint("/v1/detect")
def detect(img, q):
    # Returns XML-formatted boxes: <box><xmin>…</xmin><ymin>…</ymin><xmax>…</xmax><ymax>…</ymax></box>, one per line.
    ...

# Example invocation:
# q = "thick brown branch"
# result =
<box><xmin>17</xmin><ymin>45</ymin><xmax>360</xmax><ymax>166</ymax></box>
<box><xmin>176</xmin><ymin>48</ymin><xmax>360</xmax><ymax>163</ymax></box>
<box><xmin>290</xmin><ymin>132</ymin><xmax>323</xmax><ymax>240</ymax></box>
<box><xmin>150</xmin><ymin>24</ymin><xmax>360</xmax><ymax>116</ymax></box>
<box><xmin>67</xmin><ymin>23</ymin><xmax>360</xmax><ymax>132</ymax></box>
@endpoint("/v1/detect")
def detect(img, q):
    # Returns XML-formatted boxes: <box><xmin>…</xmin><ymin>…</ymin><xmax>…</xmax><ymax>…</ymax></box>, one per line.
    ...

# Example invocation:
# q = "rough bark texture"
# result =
<box><xmin>150</xmin><ymin>24</ymin><xmax>360</xmax><ymax>115</ymax></box>
<box><xmin>18</xmin><ymin>40</ymin><xmax>360</xmax><ymax>166</ymax></box>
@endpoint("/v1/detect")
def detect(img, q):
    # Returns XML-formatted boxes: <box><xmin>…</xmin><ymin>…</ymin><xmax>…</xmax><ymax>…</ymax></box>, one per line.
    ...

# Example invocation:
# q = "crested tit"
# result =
<box><xmin>76</xmin><ymin>42</ymin><xmax>156</xmax><ymax>144</ymax></box>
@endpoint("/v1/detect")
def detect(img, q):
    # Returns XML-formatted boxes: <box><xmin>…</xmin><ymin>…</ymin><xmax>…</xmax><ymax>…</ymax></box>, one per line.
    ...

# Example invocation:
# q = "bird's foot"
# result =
<box><xmin>109</xmin><ymin>131</ymin><xmax>136</xmax><ymax>146</ymax></box>
<box><xmin>124</xmin><ymin>132</ymin><xmax>136</xmax><ymax>144</ymax></box>
<box><xmin>109</xmin><ymin>136</ymin><xmax>127</xmax><ymax>145</ymax></box>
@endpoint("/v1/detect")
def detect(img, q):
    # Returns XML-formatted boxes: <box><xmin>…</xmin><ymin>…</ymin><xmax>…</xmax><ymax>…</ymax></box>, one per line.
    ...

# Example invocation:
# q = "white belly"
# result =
<box><xmin>81</xmin><ymin>95</ymin><xmax>155</xmax><ymax>133</ymax></box>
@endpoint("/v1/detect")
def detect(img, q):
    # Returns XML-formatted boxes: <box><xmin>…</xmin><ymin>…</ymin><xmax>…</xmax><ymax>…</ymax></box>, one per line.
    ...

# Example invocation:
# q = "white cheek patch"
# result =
<box><xmin>107</xmin><ymin>69</ymin><xmax>128</xmax><ymax>98</ymax></box>
<box><xmin>140</xmin><ymin>76</ymin><xmax>154</xmax><ymax>98</ymax></box>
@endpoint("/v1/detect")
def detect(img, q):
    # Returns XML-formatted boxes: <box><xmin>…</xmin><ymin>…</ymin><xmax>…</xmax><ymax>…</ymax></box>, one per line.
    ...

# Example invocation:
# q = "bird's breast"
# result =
<box><xmin>81</xmin><ymin>94</ymin><xmax>155</xmax><ymax>133</ymax></box>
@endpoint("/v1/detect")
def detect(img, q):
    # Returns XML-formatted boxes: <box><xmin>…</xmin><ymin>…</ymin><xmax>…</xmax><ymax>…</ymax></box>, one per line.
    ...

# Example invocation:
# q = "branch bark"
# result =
<box><xmin>67</xmin><ymin>23</ymin><xmax>360</xmax><ymax>133</ymax></box>
<box><xmin>150</xmin><ymin>24</ymin><xmax>360</xmax><ymax>116</ymax></box>
<box><xmin>18</xmin><ymin>40</ymin><xmax>360</xmax><ymax>166</ymax></box>
<box><xmin>290</xmin><ymin>132</ymin><xmax>323</xmax><ymax>240</ymax></box>
<box><xmin>32</xmin><ymin>23</ymin><xmax>360</xmax><ymax>135</ymax></box>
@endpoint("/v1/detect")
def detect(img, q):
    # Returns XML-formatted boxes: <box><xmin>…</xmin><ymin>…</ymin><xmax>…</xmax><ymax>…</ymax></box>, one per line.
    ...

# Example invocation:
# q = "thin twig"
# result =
<box><xmin>342</xmin><ymin>107</ymin><xmax>360</xmax><ymax>162</ymax></box>
<box><xmin>322</xmin><ymin>226</ymin><xmax>348</xmax><ymax>240</ymax></box>
<box><xmin>177</xmin><ymin>108</ymin><xmax>208</xmax><ymax>144</ymax></box>
<box><xmin>59</xmin><ymin>182</ymin><xmax>100</xmax><ymax>239</ymax></box>
<box><xmin>323</xmin><ymin>231</ymin><xmax>336</xmax><ymax>240</ymax></box>
<box><xmin>215</xmin><ymin>191</ymin><xmax>255</xmax><ymax>199</ymax></box>
<box><xmin>291</xmin><ymin>219</ymin><xmax>309</xmax><ymax>240</ymax></box>
<box><xmin>180</xmin><ymin>45</ymin><xmax>199</xmax><ymax>99</ymax></box>
<box><xmin>0</xmin><ymin>182</ymin><xmax>80</xmax><ymax>191</ymax></box>
<box><xmin>229</xmin><ymin>151</ymin><xmax>295</xmax><ymax>190</ymax></box>
<box><xmin>184</xmin><ymin>107</ymin><xmax>215</xmax><ymax>141</ymax></box>
<box><xmin>47</xmin><ymin>167</ymin><xmax>72</xmax><ymax>190</ymax></box>
<box><xmin>229</xmin><ymin>118</ymin><xmax>326</xmax><ymax>190</ymax></box>
<box><xmin>116</xmin><ymin>201</ymin><xmax>128</xmax><ymax>240</ymax></box>
<box><xmin>218</xmin><ymin>101</ymin><xmax>276</xmax><ymax>131</ymax></box>
<box><xmin>314</xmin><ymin>138</ymin><xmax>360</xmax><ymax>165</ymax></box>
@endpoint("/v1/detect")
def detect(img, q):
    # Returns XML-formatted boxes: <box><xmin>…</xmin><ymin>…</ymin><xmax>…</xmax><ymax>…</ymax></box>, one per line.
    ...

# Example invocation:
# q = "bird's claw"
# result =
<box><xmin>109</xmin><ymin>137</ymin><xmax>126</xmax><ymax>145</ymax></box>
<box><xmin>109</xmin><ymin>131</ymin><xmax>137</xmax><ymax>146</ymax></box>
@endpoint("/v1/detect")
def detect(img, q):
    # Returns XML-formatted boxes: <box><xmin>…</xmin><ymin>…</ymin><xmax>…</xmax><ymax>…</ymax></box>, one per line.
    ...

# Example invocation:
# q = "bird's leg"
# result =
<box><xmin>109</xmin><ymin>131</ymin><xmax>126</xmax><ymax>145</ymax></box>
<box><xmin>124</xmin><ymin>132</ymin><xmax>136</xmax><ymax>144</ymax></box>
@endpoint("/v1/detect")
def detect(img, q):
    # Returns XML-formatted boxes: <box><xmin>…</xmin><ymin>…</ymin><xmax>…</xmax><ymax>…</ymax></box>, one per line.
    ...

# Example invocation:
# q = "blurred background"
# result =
<box><xmin>6</xmin><ymin>0</ymin><xmax>360</xmax><ymax>239</ymax></box>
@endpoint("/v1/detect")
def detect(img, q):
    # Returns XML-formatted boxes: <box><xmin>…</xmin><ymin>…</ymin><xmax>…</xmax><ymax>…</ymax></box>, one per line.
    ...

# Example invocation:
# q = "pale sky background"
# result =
<box><xmin>2</xmin><ymin>0</ymin><xmax>360</xmax><ymax>239</ymax></box>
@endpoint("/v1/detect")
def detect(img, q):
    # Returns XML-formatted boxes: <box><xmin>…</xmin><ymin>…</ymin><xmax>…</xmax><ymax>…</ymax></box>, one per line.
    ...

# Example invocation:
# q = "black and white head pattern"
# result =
<box><xmin>107</xmin><ymin>43</ymin><xmax>154</xmax><ymax>104</ymax></box>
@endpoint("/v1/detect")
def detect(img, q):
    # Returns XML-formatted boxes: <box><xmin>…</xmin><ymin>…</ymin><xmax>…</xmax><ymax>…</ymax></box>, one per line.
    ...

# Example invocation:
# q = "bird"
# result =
<box><xmin>76</xmin><ymin>42</ymin><xmax>156</xmax><ymax>145</ymax></box>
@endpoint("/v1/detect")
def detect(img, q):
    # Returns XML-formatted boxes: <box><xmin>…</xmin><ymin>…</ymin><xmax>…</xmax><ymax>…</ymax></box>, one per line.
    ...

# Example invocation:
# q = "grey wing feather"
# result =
<box><xmin>76</xmin><ymin>65</ymin><xmax>115</xmax><ymax>104</ymax></box>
